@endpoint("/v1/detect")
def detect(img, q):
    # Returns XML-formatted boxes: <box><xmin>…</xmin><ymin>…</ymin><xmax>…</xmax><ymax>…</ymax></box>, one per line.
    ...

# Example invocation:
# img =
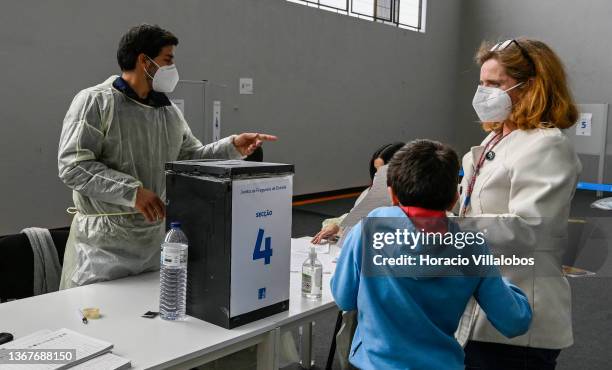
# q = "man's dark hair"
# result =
<box><xmin>117</xmin><ymin>24</ymin><xmax>179</xmax><ymax>71</ymax></box>
<box><xmin>387</xmin><ymin>139</ymin><xmax>460</xmax><ymax>210</ymax></box>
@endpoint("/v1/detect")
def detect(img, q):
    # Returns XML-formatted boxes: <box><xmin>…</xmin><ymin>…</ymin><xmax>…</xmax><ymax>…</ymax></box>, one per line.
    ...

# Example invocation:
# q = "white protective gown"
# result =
<box><xmin>58</xmin><ymin>76</ymin><xmax>242</xmax><ymax>288</ymax></box>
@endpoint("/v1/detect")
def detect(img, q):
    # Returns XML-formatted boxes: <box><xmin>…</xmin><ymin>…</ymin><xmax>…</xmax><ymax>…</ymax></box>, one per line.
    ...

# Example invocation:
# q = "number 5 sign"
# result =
<box><xmin>576</xmin><ymin>112</ymin><xmax>592</xmax><ymax>136</ymax></box>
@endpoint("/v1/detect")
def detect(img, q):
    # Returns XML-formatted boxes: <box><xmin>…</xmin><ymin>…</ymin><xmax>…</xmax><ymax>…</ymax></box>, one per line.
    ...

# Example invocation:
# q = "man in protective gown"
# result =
<box><xmin>58</xmin><ymin>24</ymin><xmax>275</xmax><ymax>289</ymax></box>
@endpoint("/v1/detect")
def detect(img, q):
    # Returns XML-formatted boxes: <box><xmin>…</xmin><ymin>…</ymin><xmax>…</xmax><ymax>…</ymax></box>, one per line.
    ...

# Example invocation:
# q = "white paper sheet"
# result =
<box><xmin>291</xmin><ymin>238</ymin><xmax>337</xmax><ymax>274</ymax></box>
<box><xmin>291</xmin><ymin>237</ymin><xmax>330</xmax><ymax>254</ymax></box>
<box><xmin>0</xmin><ymin>328</ymin><xmax>113</xmax><ymax>370</ymax></box>
<box><xmin>70</xmin><ymin>353</ymin><xmax>131</xmax><ymax>370</ymax></box>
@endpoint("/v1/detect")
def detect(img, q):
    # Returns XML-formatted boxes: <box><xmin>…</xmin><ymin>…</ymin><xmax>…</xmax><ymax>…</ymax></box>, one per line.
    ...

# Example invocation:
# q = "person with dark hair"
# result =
<box><xmin>368</xmin><ymin>142</ymin><xmax>405</xmax><ymax>183</ymax></box>
<box><xmin>311</xmin><ymin>142</ymin><xmax>404</xmax><ymax>245</ymax></box>
<box><xmin>386</xmin><ymin>140</ymin><xmax>460</xmax><ymax>210</ymax></box>
<box><xmin>331</xmin><ymin>139</ymin><xmax>532</xmax><ymax>370</ymax></box>
<box><xmin>58</xmin><ymin>24</ymin><xmax>277</xmax><ymax>288</ymax></box>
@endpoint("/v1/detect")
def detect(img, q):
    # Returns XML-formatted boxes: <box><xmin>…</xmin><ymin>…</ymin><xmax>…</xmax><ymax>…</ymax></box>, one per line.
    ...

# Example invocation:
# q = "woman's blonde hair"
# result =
<box><xmin>476</xmin><ymin>38</ymin><xmax>578</xmax><ymax>131</ymax></box>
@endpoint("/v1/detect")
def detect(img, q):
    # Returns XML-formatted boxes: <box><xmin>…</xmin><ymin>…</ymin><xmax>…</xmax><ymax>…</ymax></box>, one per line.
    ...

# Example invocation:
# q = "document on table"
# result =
<box><xmin>340</xmin><ymin>165</ymin><xmax>392</xmax><ymax>229</ymax></box>
<box><xmin>0</xmin><ymin>328</ymin><xmax>115</xmax><ymax>370</ymax></box>
<box><xmin>70</xmin><ymin>353</ymin><xmax>131</xmax><ymax>370</ymax></box>
<box><xmin>291</xmin><ymin>237</ymin><xmax>329</xmax><ymax>254</ymax></box>
<box><xmin>291</xmin><ymin>237</ymin><xmax>336</xmax><ymax>274</ymax></box>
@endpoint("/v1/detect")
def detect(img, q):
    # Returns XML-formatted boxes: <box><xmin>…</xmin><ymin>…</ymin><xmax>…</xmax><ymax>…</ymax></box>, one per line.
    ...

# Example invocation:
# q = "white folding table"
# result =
<box><xmin>0</xmin><ymin>239</ymin><xmax>339</xmax><ymax>369</ymax></box>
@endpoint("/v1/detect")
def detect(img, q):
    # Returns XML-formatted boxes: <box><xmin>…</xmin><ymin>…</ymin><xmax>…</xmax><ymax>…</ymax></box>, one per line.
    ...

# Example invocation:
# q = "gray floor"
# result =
<box><xmin>557</xmin><ymin>190</ymin><xmax>612</xmax><ymax>370</ymax></box>
<box><xmin>286</xmin><ymin>190</ymin><xmax>612</xmax><ymax>370</ymax></box>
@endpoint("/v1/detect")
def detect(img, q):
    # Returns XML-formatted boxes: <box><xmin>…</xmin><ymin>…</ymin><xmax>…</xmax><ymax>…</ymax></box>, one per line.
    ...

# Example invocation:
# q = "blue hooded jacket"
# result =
<box><xmin>331</xmin><ymin>206</ymin><xmax>532</xmax><ymax>370</ymax></box>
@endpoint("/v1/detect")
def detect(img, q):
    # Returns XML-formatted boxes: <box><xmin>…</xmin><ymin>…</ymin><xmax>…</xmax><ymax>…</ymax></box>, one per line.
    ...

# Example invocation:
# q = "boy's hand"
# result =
<box><xmin>311</xmin><ymin>224</ymin><xmax>340</xmax><ymax>244</ymax></box>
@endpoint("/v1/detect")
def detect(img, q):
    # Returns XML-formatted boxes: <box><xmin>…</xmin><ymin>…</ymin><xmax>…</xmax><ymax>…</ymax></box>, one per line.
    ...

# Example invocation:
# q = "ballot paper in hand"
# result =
<box><xmin>340</xmin><ymin>164</ymin><xmax>392</xmax><ymax>229</ymax></box>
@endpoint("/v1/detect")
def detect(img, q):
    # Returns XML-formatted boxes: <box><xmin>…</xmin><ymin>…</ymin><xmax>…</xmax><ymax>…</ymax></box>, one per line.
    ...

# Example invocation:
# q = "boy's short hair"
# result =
<box><xmin>387</xmin><ymin>139</ymin><xmax>459</xmax><ymax>210</ymax></box>
<box><xmin>117</xmin><ymin>24</ymin><xmax>179</xmax><ymax>71</ymax></box>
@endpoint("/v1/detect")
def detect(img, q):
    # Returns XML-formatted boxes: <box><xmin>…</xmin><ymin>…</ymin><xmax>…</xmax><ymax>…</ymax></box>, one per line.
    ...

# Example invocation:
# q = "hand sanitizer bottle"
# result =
<box><xmin>302</xmin><ymin>247</ymin><xmax>323</xmax><ymax>300</ymax></box>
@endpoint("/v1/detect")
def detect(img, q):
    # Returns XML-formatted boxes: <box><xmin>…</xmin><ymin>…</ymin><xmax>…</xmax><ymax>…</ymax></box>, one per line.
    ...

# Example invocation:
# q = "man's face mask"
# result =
<box><xmin>472</xmin><ymin>82</ymin><xmax>523</xmax><ymax>123</ymax></box>
<box><xmin>145</xmin><ymin>55</ymin><xmax>179</xmax><ymax>93</ymax></box>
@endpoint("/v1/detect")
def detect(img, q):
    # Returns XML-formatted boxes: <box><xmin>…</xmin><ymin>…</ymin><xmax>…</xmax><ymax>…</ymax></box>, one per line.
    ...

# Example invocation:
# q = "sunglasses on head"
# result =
<box><xmin>490</xmin><ymin>39</ymin><xmax>536</xmax><ymax>75</ymax></box>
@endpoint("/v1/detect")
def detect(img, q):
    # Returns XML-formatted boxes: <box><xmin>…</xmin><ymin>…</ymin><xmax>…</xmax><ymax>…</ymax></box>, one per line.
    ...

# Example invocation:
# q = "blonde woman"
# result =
<box><xmin>459</xmin><ymin>39</ymin><xmax>581</xmax><ymax>369</ymax></box>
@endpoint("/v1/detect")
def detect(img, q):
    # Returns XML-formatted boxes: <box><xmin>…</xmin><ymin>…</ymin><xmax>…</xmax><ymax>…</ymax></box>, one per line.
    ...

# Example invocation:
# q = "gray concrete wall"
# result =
<box><xmin>0</xmin><ymin>0</ymin><xmax>463</xmax><ymax>234</ymax></box>
<box><xmin>454</xmin><ymin>0</ymin><xmax>612</xmax><ymax>185</ymax></box>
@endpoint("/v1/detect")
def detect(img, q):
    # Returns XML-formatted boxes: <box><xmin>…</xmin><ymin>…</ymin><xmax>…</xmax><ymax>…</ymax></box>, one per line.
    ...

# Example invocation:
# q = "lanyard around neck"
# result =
<box><xmin>460</xmin><ymin>132</ymin><xmax>507</xmax><ymax>217</ymax></box>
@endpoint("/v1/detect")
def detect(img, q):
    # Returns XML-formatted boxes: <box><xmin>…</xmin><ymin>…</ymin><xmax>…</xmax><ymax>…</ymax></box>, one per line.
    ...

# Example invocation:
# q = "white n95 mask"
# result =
<box><xmin>472</xmin><ymin>82</ymin><xmax>523</xmax><ymax>122</ymax></box>
<box><xmin>145</xmin><ymin>56</ymin><xmax>180</xmax><ymax>93</ymax></box>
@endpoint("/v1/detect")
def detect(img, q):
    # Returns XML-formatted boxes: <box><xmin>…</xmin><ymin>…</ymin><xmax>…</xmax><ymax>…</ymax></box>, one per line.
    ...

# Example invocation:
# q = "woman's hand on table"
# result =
<box><xmin>311</xmin><ymin>224</ymin><xmax>340</xmax><ymax>245</ymax></box>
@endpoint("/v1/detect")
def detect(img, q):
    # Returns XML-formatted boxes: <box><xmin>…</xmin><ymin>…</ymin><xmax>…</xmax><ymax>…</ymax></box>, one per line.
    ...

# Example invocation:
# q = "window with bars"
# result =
<box><xmin>286</xmin><ymin>0</ymin><xmax>425</xmax><ymax>31</ymax></box>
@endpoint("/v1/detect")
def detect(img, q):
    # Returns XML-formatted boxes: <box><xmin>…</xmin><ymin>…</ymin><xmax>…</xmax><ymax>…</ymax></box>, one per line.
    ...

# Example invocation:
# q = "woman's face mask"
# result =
<box><xmin>145</xmin><ymin>56</ymin><xmax>180</xmax><ymax>93</ymax></box>
<box><xmin>472</xmin><ymin>82</ymin><xmax>523</xmax><ymax>122</ymax></box>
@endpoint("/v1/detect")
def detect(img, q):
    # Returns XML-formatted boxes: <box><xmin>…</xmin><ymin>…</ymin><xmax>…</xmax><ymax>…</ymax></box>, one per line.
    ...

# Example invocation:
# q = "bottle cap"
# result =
<box><xmin>170</xmin><ymin>221</ymin><xmax>181</xmax><ymax>229</ymax></box>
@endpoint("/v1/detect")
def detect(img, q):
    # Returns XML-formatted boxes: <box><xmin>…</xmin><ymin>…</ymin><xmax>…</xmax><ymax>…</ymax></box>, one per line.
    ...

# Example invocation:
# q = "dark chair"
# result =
<box><xmin>0</xmin><ymin>227</ymin><xmax>70</xmax><ymax>303</ymax></box>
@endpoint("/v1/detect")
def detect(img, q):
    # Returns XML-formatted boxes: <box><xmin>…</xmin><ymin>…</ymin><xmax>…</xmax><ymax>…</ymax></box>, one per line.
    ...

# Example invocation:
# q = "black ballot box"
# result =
<box><xmin>165</xmin><ymin>159</ymin><xmax>294</xmax><ymax>328</ymax></box>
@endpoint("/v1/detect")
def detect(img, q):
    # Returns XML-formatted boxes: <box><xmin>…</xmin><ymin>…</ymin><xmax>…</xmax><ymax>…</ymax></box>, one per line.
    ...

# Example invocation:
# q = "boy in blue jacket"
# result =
<box><xmin>331</xmin><ymin>139</ymin><xmax>532</xmax><ymax>370</ymax></box>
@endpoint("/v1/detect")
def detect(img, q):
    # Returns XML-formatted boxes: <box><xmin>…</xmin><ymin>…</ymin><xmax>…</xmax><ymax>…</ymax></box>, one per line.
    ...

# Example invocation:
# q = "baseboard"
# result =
<box><xmin>292</xmin><ymin>186</ymin><xmax>368</xmax><ymax>206</ymax></box>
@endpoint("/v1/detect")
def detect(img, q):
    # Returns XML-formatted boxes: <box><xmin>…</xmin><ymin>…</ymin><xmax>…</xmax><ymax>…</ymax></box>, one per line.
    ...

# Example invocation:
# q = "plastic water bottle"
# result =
<box><xmin>160</xmin><ymin>222</ymin><xmax>188</xmax><ymax>321</ymax></box>
<box><xmin>302</xmin><ymin>247</ymin><xmax>323</xmax><ymax>300</ymax></box>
